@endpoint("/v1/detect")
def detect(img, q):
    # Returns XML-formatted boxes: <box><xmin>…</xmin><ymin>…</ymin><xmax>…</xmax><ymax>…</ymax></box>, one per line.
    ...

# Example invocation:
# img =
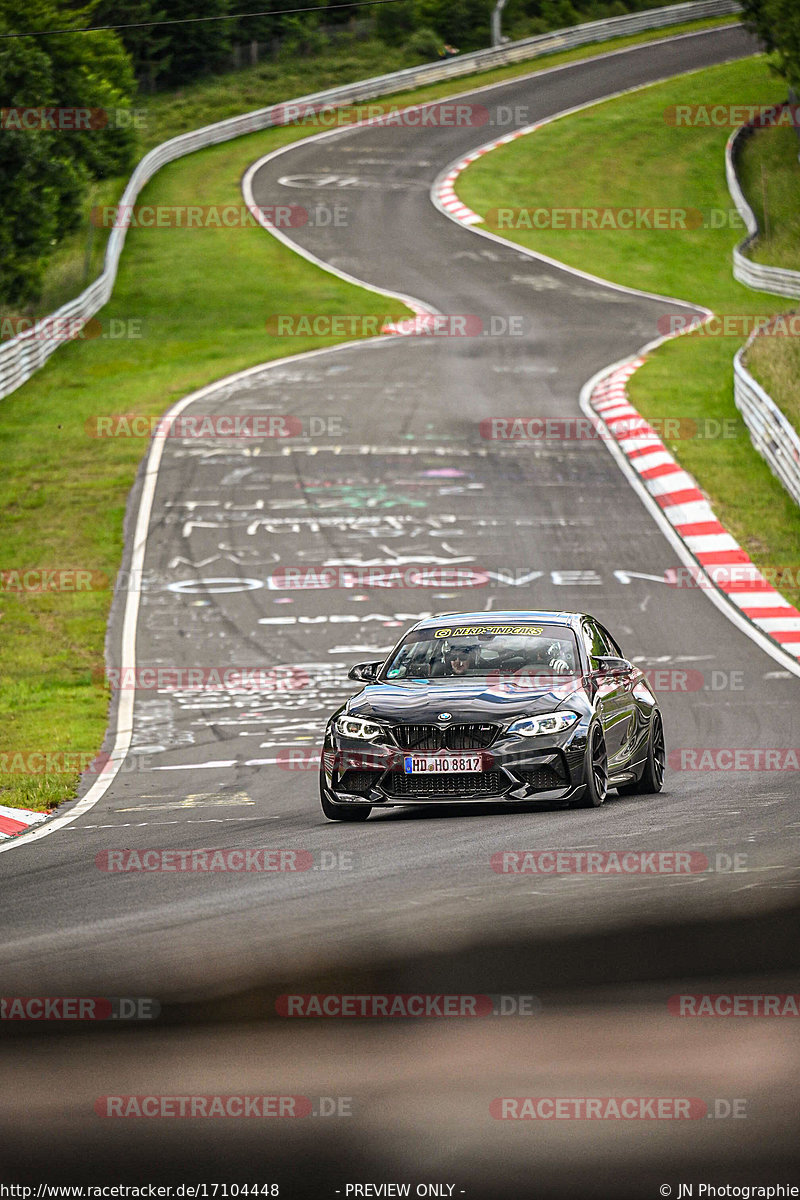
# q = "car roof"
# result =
<box><xmin>408</xmin><ymin>610</ymin><xmax>583</xmax><ymax>632</ymax></box>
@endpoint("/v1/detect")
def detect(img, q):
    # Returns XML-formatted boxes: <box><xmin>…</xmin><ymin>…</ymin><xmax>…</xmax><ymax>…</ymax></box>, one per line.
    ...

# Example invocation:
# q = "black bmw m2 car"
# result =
<box><xmin>319</xmin><ymin>610</ymin><xmax>665</xmax><ymax>821</ymax></box>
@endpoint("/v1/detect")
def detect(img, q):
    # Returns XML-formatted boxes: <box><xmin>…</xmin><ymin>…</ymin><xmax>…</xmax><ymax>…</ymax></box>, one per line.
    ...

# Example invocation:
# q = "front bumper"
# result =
<box><xmin>321</xmin><ymin>727</ymin><xmax>588</xmax><ymax>807</ymax></box>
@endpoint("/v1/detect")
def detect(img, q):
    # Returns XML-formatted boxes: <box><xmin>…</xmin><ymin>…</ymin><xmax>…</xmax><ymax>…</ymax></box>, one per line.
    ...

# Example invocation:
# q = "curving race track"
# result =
<box><xmin>2</xmin><ymin>24</ymin><xmax>799</xmax><ymax>1194</ymax></box>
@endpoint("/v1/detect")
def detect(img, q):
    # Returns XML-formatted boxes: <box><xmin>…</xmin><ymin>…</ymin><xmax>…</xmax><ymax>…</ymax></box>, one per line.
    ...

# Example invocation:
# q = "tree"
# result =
<box><xmin>413</xmin><ymin>0</ymin><xmax>493</xmax><ymax>51</ymax></box>
<box><xmin>741</xmin><ymin>0</ymin><xmax>800</xmax><ymax>92</ymax></box>
<box><xmin>0</xmin><ymin>0</ymin><xmax>136</xmax><ymax>304</ymax></box>
<box><xmin>91</xmin><ymin>0</ymin><xmax>171</xmax><ymax>91</ymax></box>
<box><xmin>376</xmin><ymin>0</ymin><xmax>416</xmax><ymax>46</ymax></box>
<box><xmin>156</xmin><ymin>0</ymin><xmax>232</xmax><ymax>85</ymax></box>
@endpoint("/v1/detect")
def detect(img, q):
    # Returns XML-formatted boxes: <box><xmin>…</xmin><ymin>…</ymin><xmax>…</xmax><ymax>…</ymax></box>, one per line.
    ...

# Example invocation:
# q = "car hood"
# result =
<box><xmin>346</xmin><ymin>678</ymin><xmax>586</xmax><ymax>723</ymax></box>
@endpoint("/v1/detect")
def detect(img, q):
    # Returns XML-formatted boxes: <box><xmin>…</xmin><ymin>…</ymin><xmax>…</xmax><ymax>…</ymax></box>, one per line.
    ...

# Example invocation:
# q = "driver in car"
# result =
<box><xmin>520</xmin><ymin>640</ymin><xmax>572</xmax><ymax>676</ymax></box>
<box><xmin>446</xmin><ymin>646</ymin><xmax>477</xmax><ymax>676</ymax></box>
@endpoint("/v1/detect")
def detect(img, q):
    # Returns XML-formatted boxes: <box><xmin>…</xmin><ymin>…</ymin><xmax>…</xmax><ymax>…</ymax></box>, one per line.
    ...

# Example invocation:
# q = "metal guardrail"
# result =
<box><xmin>726</xmin><ymin>106</ymin><xmax>800</xmax><ymax>298</ymax></box>
<box><xmin>0</xmin><ymin>0</ymin><xmax>741</xmax><ymax>401</ymax></box>
<box><xmin>725</xmin><ymin>104</ymin><xmax>800</xmax><ymax>504</ymax></box>
<box><xmin>733</xmin><ymin>331</ymin><xmax>800</xmax><ymax>505</ymax></box>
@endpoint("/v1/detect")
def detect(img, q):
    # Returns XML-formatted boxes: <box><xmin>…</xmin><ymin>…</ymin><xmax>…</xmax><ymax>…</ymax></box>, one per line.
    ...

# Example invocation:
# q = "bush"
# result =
<box><xmin>405</xmin><ymin>27</ymin><xmax>444</xmax><ymax>62</ymax></box>
<box><xmin>377</xmin><ymin>0</ymin><xmax>416</xmax><ymax>45</ymax></box>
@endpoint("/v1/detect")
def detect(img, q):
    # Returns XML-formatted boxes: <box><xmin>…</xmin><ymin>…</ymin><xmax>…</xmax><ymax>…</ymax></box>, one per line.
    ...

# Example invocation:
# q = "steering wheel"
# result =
<box><xmin>498</xmin><ymin>654</ymin><xmax>527</xmax><ymax>671</ymax></box>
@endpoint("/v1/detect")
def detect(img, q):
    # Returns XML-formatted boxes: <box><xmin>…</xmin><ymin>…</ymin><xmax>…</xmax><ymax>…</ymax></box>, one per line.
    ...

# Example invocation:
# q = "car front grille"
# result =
<box><xmin>392</xmin><ymin>723</ymin><xmax>499</xmax><ymax>751</ymax></box>
<box><xmin>385</xmin><ymin>770</ymin><xmax>505</xmax><ymax>797</ymax></box>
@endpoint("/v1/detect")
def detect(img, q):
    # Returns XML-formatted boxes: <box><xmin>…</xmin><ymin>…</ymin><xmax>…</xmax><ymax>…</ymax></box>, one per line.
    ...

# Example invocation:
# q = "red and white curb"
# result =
<box><xmin>590</xmin><ymin>361</ymin><xmax>800</xmax><ymax>662</ymax></box>
<box><xmin>434</xmin><ymin>129</ymin><xmax>531</xmax><ymax>225</ymax></box>
<box><xmin>0</xmin><ymin>803</ymin><xmax>50</xmax><ymax>841</ymax></box>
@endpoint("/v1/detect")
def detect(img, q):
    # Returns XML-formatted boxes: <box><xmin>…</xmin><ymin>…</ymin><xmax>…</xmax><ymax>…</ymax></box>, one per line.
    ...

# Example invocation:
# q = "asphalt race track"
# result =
<box><xmin>2</xmin><ymin>23</ymin><xmax>799</xmax><ymax>1195</ymax></box>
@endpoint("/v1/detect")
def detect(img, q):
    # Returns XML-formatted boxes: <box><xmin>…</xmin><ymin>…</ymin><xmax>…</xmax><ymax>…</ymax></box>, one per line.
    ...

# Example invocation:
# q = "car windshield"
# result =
<box><xmin>381</xmin><ymin>621</ymin><xmax>579</xmax><ymax>681</ymax></box>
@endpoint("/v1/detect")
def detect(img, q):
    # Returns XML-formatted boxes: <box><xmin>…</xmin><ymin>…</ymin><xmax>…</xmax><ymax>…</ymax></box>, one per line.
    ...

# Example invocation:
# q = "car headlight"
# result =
<box><xmin>334</xmin><ymin>714</ymin><xmax>385</xmax><ymax>742</ymax></box>
<box><xmin>508</xmin><ymin>712</ymin><xmax>579</xmax><ymax>737</ymax></box>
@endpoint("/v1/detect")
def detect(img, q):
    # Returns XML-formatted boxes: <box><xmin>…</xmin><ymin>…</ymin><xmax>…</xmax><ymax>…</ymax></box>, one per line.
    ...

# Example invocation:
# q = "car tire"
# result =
<box><xmin>575</xmin><ymin>722</ymin><xmax>608</xmax><ymax>808</ymax></box>
<box><xmin>616</xmin><ymin>712</ymin><xmax>665</xmax><ymax>795</ymax></box>
<box><xmin>319</xmin><ymin>770</ymin><xmax>371</xmax><ymax>822</ymax></box>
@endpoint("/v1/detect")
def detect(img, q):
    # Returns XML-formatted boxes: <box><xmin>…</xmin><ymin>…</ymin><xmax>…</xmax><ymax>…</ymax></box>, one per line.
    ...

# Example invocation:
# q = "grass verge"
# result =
<box><xmin>456</xmin><ymin>55</ymin><xmax>800</xmax><ymax>613</ymax></box>
<box><xmin>745</xmin><ymin>332</ymin><xmax>800</xmax><ymax>438</ymax></box>
<box><xmin>737</xmin><ymin>122</ymin><xmax>800</xmax><ymax>271</ymax></box>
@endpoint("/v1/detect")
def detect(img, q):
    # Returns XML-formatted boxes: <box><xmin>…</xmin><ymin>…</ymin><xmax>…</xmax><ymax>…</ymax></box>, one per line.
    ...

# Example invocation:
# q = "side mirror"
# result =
<box><xmin>594</xmin><ymin>655</ymin><xmax>633</xmax><ymax>677</ymax></box>
<box><xmin>347</xmin><ymin>660</ymin><xmax>383</xmax><ymax>683</ymax></box>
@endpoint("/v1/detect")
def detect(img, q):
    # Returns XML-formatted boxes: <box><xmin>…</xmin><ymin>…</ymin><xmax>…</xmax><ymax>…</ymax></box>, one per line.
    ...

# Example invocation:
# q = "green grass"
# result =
<box><xmin>738</xmin><ymin>123</ymin><xmax>800</xmax><ymax>270</ymax></box>
<box><xmin>0</xmin><ymin>16</ymin><xmax>743</xmax><ymax>814</ymax></box>
<box><xmin>746</xmin><ymin>334</ymin><xmax>800</xmax><ymax>437</ymax></box>
<box><xmin>457</xmin><ymin>54</ymin><xmax>800</xmax><ymax>611</ymax></box>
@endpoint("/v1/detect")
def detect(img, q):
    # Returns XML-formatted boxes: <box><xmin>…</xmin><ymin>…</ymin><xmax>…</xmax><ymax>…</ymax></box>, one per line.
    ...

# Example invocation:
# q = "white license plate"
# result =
<box><xmin>403</xmin><ymin>754</ymin><xmax>483</xmax><ymax>774</ymax></box>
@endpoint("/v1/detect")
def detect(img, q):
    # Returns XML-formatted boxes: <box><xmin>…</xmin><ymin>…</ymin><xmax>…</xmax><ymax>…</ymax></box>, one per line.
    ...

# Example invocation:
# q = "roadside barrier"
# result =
<box><xmin>725</xmin><ymin>103</ymin><xmax>800</xmax><ymax>503</ymax></box>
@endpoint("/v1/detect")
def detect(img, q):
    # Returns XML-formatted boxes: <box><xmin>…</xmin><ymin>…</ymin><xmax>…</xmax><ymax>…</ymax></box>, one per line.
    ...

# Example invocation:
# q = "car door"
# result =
<box><xmin>581</xmin><ymin>618</ymin><xmax>631</xmax><ymax>765</ymax></box>
<box><xmin>596</xmin><ymin>620</ymin><xmax>638</xmax><ymax>768</ymax></box>
<box><xmin>598</xmin><ymin>622</ymin><xmax>645</xmax><ymax>767</ymax></box>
